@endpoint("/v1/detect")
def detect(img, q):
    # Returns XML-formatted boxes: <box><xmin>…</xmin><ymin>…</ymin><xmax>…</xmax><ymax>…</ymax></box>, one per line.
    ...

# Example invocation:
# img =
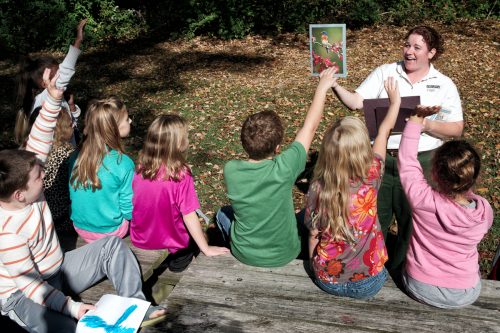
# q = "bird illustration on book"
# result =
<box><xmin>80</xmin><ymin>304</ymin><xmax>137</xmax><ymax>333</ymax></box>
<box><xmin>321</xmin><ymin>31</ymin><xmax>333</xmax><ymax>53</ymax></box>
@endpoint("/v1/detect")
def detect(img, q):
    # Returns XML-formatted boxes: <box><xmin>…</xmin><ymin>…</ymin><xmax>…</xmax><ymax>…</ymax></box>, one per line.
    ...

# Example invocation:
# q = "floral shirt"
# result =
<box><xmin>305</xmin><ymin>154</ymin><xmax>388</xmax><ymax>284</ymax></box>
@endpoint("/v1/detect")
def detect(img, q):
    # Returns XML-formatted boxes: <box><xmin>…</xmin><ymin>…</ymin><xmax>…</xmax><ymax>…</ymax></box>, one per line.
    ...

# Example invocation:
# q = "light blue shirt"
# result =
<box><xmin>69</xmin><ymin>149</ymin><xmax>134</xmax><ymax>233</ymax></box>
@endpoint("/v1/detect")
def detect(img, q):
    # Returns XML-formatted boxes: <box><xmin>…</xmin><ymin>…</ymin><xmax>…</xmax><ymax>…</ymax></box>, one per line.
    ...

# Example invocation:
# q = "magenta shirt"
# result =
<box><xmin>131</xmin><ymin>167</ymin><xmax>200</xmax><ymax>252</ymax></box>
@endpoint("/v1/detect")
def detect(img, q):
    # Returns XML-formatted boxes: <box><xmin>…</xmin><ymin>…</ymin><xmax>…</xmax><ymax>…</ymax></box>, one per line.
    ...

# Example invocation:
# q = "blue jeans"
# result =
<box><xmin>216</xmin><ymin>206</ymin><xmax>234</xmax><ymax>246</ymax></box>
<box><xmin>314</xmin><ymin>267</ymin><xmax>388</xmax><ymax>299</ymax></box>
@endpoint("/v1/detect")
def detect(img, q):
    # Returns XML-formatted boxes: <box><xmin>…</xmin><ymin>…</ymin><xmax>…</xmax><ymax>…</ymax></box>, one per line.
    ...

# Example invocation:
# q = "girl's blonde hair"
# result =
<box><xmin>70</xmin><ymin>96</ymin><xmax>128</xmax><ymax>190</ymax></box>
<box><xmin>136</xmin><ymin>114</ymin><xmax>189</xmax><ymax>181</ymax></box>
<box><xmin>311</xmin><ymin>116</ymin><xmax>373</xmax><ymax>243</ymax></box>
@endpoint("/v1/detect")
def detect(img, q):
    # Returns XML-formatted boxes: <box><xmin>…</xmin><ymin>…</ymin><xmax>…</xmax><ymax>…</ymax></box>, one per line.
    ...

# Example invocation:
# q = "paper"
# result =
<box><xmin>76</xmin><ymin>294</ymin><xmax>150</xmax><ymax>333</ymax></box>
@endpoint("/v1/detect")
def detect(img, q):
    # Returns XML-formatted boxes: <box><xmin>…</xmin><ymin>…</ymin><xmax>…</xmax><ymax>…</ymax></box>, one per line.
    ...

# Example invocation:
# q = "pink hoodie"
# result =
<box><xmin>398</xmin><ymin>121</ymin><xmax>493</xmax><ymax>288</ymax></box>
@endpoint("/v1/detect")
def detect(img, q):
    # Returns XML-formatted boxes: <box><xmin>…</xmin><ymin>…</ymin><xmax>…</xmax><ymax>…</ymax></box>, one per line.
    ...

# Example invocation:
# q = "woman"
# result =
<box><xmin>330</xmin><ymin>26</ymin><xmax>464</xmax><ymax>271</ymax></box>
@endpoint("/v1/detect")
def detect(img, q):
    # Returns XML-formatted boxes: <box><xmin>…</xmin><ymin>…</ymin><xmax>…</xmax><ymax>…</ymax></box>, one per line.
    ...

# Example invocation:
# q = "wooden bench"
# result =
<box><xmin>76</xmin><ymin>236</ymin><xmax>169</xmax><ymax>304</ymax></box>
<box><xmin>143</xmin><ymin>254</ymin><xmax>500</xmax><ymax>332</ymax></box>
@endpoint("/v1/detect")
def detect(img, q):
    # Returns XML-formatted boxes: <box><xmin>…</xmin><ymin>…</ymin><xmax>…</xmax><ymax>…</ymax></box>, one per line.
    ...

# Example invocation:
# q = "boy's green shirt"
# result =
<box><xmin>224</xmin><ymin>141</ymin><xmax>307</xmax><ymax>267</ymax></box>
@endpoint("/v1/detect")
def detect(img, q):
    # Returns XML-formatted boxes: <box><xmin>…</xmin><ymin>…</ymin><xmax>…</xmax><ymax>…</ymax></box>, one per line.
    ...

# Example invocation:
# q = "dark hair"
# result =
<box><xmin>240</xmin><ymin>111</ymin><xmax>284</xmax><ymax>160</ymax></box>
<box><xmin>432</xmin><ymin>140</ymin><xmax>481</xmax><ymax>197</ymax></box>
<box><xmin>14</xmin><ymin>56</ymin><xmax>58</xmax><ymax>146</ymax></box>
<box><xmin>0</xmin><ymin>149</ymin><xmax>38</xmax><ymax>200</ymax></box>
<box><xmin>405</xmin><ymin>26</ymin><xmax>444</xmax><ymax>61</ymax></box>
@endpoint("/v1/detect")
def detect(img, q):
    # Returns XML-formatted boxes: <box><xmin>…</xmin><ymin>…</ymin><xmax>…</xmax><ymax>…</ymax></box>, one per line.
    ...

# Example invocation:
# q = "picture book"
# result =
<box><xmin>309</xmin><ymin>24</ymin><xmax>347</xmax><ymax>77</ymax></box>
<box><xmin>363</xmin><ymin>96</ymin><xmax>421</xmax><ymax>139</ymax></box>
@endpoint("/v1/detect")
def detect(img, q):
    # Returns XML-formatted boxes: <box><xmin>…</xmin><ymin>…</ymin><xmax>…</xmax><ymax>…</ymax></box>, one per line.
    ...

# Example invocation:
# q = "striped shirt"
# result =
<box><xmin>0</xmin><ymin>93</ymin><xmax>81</xmax><ymax>318</ymax></box>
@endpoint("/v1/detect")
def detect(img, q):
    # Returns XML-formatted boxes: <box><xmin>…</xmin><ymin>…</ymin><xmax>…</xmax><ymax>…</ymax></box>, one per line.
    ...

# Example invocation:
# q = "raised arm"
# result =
<box><xmin>372</xmin><ymin>77</ymin><xmax>401</xmax><ymax>159</ymax></box>
<box><xmin>72</xmin><ymin>18</ymin><xmax>87</xmax><ymax>50</ymax></box>
<box><xmin>397</xmin><ymin>107</ymin><xmax>440</xmax><ymax>209</ymax></box>
<box><xmin>295</xmin><ymin>67</ymin><xmax>338</xmax><ymax>152</ymax></box>
<box><xmin>26</xmin><ymin>69</ymin><xmax>63</xmax><ymax>163</ymax></box>
<box><xmin>55</xmin><ymin>19</ymin><xmax>86</xmax><ymax>90</ymax></box>
<box><xmin>183</xmin><ymin>212</ymin><xmax>230</xmax><ymax>256</ymax></box>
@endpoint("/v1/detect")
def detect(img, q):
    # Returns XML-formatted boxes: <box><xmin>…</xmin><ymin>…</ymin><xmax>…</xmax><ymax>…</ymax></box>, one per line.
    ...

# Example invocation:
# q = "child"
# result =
<box><xmin>14</xmin><ymin>19</ymin><xmax>87</xmax><ymax>147</ymax></box>
<box><xmin>398</xmin><ymin>108</ymin><xmax>493</xmax><ymax>308</ymax></box>
<box><xmin>43</xmin><ymin>109</ymin><xmax>77</xmax><ymax>248</ymax></box>
<box><xmin>27</xmin><ymin>107</ymin><xmax>75</xmax><ymax>231</ymax></box>
<box><xmin>216</xmin><ymin>67</ymin><xmax>338</xmax><ymax>267</ymax></box>
<box><xmin>69</xmin><ymin>96</ymin><xmax>134</xmax><ymax>243</ymax></box>
<box><xmin>131</xmin><ymin>115</ymin><xmax>229</xmax><ymax>271</ymax></box>
<box><xmin>0</xmin><ymin>69</ymin><xmax>166</xmax><ymax>332</ymax></box>
<box><xmin>304</xmin><ymin>77</ymin><xmax>401</xmax><ymax>299</ymax></box>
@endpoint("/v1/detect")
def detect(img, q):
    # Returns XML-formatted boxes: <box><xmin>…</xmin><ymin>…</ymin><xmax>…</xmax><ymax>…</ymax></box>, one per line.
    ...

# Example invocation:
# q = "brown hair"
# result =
<box><xmin>240</xmin><ymin>111</ymin><xmax>284</xmax><ymax>160</ymax></box>
<box><xmin>405</xmin><ymin>26</ymin><xmax>444</xmax><ymax>61</ymax></box>
<box><xmin>432</xmin><ymin>140</ymin><xmax>481</xmax><ymax>197</ymax></box>
<box><xmin>70</xmin><ymin>96</ymin><xmax>128</xmax><ymax>191</ymax></box>
<box><xmin>53</xmin><ymin>109</ymin><xmax>74</xmax><ymax>147</ymax></box>
<box><xmin>0</xmin><ymin>149</ymin><xmax>38</xmax><ymax>200</ymax></box>
<box><xmin>311</xmin><ymin>117</ymin><xmax>373</xmax><ymax>242</ymax></box>
<box><xmin>20</xmin><ymin>106</ymin><xmax>73</xmax><ymax>149</ymax></box>
<box><xmin>136</xmin><ymin>114</ymin><xmax>189</xmax><ymax>181</ymax></box>
<box><xmin>14</xmin><ymin>56</ymin><xmax>59</xmax><ymax>146</ymax></box>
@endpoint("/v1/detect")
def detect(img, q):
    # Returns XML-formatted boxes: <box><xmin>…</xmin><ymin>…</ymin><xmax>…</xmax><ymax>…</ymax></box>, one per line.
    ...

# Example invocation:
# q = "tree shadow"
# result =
<box><xmin>0</xmin><ymin>30</ymin><xmax>274</xmax><ymax>149</ymax></box>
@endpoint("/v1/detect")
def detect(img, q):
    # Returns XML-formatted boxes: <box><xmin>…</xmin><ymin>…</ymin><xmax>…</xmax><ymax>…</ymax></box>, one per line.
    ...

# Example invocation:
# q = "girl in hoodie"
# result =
<box><xmin>398</xmin><ymin>109</ymin><xmax>493</xmax><ymax>308</ymax></box>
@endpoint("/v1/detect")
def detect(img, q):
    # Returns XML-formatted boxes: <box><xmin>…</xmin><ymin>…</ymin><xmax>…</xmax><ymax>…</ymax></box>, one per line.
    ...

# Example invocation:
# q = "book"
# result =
<box><xmin>309</xmin><ymin>24</ymin><xmax>347</xmax><ymax>77</ymax></box>
<box><xmin>76</xmin><ymin>294</ymin><xmax>150</xmax><ymax>333</ymax></box>
<box><xmin>363</xmin><ymin>96</ymin><xmax>421</xmax><ymax>139</ymax></box>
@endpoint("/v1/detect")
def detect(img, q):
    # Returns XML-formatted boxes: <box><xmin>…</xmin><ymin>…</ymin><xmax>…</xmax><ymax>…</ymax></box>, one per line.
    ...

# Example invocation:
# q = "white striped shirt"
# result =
<box><xmin>0</xmin><ymin>93</ymin><xmax>81</xmax><ymax>318</ymax></box>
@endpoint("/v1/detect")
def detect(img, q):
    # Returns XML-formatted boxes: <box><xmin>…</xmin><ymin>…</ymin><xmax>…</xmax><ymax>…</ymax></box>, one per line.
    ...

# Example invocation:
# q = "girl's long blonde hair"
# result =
<box><xmin>311</xmin><ymin>116</ymin><xmax>373</xmax><ymax>243</ymax></box>
<box><xmin>70</xmin><ymin>96</ymin><xmax>128</xmax><ymax>190</ymax></box>
<box><xmin>136</xmin><ymin>114</ymin><xmax>189</xmax><ymax>181</ymax></box>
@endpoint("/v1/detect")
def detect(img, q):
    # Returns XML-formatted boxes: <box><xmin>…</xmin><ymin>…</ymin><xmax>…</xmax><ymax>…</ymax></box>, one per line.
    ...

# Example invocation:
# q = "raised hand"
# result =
<box><xmin>414</xmin><ymin>105</ymin><xmax>440</xmax><ymax>118</ymax></box>
<box><xmin>43</xmin><ymin>68</ymin><xmax>64</xmax><ymax>101</ymax></box>
<box><xmin>384</xmin><ymin>76</ymin><xmax>401</xmax><ymax>105</ymax></box>
<box><xmin>317</xmin><ymin>66</ymin><xmax>339</xmax><ymax>92</ymax></box>
<box><xmin>74</xmin><ymin>18</ymin><xmax>88</xmax><ymax>49</ymax></box>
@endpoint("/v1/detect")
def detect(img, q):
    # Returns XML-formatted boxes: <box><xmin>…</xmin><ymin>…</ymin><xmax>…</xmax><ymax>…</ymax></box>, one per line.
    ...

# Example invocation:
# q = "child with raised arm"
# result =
<box><xmin>131</xmin><ymin>115</ymin><xmax>229</xmax><ymax>271</ymax></box>
<box><xmin>216</xmin><ymin>67</ymin><xmax>338</xmax><ymax>267</ymax></box>
<box><xmin>304</xmin><ymin>77</ymin><xmax>401</xmax><ymax>299</ymax></box>
<box><xmin>0</xmin><ymin>70</ymin><xmax>166</xmax><ymax>332</ymax></box>
<box><xmin>14</xmin><ymin>19</ymin><xmax>87</xmax><ymax>147</ymax></box>
<box><xmin>398</xmin><ymin>108</ymin><xmax>493</xmax><ymax>308</ymax></box>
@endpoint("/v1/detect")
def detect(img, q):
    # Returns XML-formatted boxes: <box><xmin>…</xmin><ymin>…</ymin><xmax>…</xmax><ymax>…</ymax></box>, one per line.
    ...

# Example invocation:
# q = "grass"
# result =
<box><xmin>0</xmin><ymin>20</ymin><xmax>498</xmax><ymax>276</ymax></box>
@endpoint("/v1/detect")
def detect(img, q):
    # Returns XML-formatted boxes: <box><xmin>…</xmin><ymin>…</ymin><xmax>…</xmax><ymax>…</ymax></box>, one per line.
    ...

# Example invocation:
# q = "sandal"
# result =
<box><xmin>141</xmin><ymin>305</ymin><xmax>167</xmax><ymax>327</ymax></box>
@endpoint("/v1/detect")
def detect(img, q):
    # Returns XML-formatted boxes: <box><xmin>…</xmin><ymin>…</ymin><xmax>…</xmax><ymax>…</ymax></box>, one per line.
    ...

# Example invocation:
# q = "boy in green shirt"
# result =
<box><xmin>217</xmin><ymin>67</ymin><xmax>338</xmax><ymax>267</ymax></box>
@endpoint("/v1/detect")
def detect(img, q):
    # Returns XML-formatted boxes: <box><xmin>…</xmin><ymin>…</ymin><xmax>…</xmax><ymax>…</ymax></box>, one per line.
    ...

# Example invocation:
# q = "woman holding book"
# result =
<box><xmin>330</xmin><ymin>25</ymin><xmax>463</xmax><ymax>272</ymax></box>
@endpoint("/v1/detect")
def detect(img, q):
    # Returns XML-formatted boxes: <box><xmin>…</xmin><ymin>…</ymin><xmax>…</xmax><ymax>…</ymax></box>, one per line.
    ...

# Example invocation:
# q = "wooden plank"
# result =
<box><xmin>155</xmin><ymin>254</ymin><xmax>500</xmax><ymax>333</ymax></box>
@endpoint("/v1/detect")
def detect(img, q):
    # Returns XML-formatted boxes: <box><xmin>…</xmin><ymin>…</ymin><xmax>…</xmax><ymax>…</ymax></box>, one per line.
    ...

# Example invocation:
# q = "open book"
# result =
<box><xmin>363</xmin><ymin>96</ymin><xmax>420</xmax><ymax>139</ymax></box>
<box><xmin>76</xmin><ymin>294</ymin><xmax>150</xmax><ymax>333</ymax></box>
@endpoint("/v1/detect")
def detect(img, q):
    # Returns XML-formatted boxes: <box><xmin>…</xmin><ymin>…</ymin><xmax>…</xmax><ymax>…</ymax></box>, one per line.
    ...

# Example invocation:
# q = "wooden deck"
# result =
<box><xmin>143</xmin><ymin>254</ymin><xmax>500</xmax><ymax>333</ymax></box>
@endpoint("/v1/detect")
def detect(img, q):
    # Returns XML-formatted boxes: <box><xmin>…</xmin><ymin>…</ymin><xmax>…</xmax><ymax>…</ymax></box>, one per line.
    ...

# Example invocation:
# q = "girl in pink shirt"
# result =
<box><xmin>398</xmin><ymin>111</ymin><xmax>493</xmax><ymax>308</ymax></box>
<box><xmin>131</xmin><ymin>115</ymin><xmax>228</xmax><ymax>271</ymax></box>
